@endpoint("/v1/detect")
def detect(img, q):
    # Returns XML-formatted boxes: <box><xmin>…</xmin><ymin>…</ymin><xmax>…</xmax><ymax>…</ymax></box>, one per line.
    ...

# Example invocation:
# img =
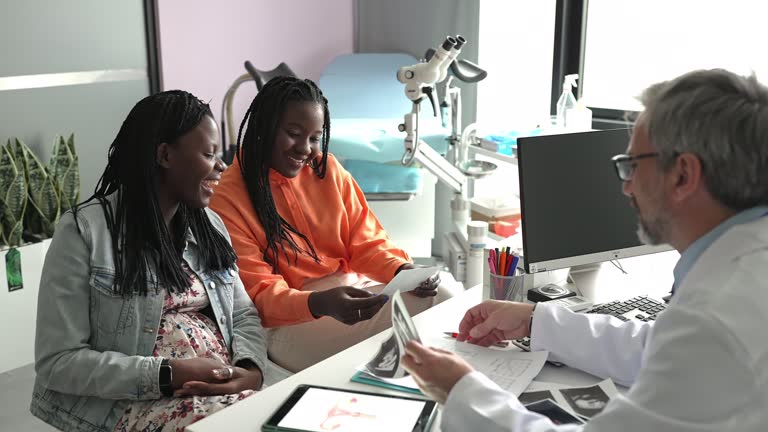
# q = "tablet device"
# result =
<box><xmin>262</xmin><ymin>384</ymin><xmax>437</xmax><ymax>432</ymax></box>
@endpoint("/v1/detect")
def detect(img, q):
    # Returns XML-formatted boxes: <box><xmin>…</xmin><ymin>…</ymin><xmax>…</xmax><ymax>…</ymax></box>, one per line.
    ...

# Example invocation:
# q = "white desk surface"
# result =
<box><xmin>187</xmin><ymin>251</ymin><xmax>680</xmax><ymax>432</ymax></box>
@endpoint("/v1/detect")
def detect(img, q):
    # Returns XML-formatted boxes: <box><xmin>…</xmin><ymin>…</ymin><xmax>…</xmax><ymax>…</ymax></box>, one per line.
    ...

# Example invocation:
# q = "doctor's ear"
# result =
<box><xmin>156</xmin><ymin>142</ymin><xmax>172</xmax><ymax>168</ymax></box>
<box><xmin>671</xmin><ymin>153</ymin><xmax>702</xmax><ymax>199</ymax></box>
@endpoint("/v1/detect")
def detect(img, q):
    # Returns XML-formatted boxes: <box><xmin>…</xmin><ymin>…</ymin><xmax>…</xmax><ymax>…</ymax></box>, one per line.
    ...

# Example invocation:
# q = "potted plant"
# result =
<box><xmin>0</xmin><ymin>135</ymin><xmax>79</xmax><ymax>373</ymax></box>
<box><xmin>0</xmin><ymin>134</ymin><xmax>80</xmax><ymax>283</ymax></box>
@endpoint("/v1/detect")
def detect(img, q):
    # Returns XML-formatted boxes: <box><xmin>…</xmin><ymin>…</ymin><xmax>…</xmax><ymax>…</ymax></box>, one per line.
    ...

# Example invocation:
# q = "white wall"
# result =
<box><xmin>0</xmin><ymin>242</ymin><xmax>48</xmax><ymax>373</ymax></box>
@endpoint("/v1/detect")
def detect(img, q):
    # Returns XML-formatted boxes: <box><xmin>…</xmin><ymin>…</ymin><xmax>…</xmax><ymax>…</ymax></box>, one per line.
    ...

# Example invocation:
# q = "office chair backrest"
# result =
<box><xmin>244</xmin><ymin>61</ymin><xmax>297</xmax><ymax>90</ymax></box>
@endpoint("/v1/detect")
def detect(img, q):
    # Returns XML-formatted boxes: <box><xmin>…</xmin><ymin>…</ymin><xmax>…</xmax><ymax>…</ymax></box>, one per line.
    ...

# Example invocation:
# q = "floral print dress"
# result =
<box><xmin>114</xmin><ymin>263</ymin><xmax>255</xmax><ymax>432</ymax></box>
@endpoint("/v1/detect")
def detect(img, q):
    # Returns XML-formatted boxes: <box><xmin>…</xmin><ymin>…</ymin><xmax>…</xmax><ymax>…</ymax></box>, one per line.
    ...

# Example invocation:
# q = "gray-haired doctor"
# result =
<box><xmin>403</xmin><ymin>68</ymin><xmax>768</xmax><ymax>432</ymax></box>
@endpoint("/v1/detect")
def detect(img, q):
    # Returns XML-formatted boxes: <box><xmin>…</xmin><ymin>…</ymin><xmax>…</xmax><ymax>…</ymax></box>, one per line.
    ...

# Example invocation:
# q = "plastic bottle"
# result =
<box><xmin>566</xmin><ymin>98</ymin><xmax>593</xmax><ymax>131</ymax></box>
<box><xmin>465</xmin><ymin>221</ymin><xmax>488</xmax><ymax>288</ymax></box>
<box><xmin>556</xmin><ymin>74</ymin><xmax>578</xmax><ymax>129</ymax></box>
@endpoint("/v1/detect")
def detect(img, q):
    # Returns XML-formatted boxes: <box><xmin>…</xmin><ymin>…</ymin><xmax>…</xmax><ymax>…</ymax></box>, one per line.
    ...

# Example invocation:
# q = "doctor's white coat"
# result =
<box><xmin>441</xmin><ymin>216</ymin><xmax>768</xmax><ymax>431</ymax></box>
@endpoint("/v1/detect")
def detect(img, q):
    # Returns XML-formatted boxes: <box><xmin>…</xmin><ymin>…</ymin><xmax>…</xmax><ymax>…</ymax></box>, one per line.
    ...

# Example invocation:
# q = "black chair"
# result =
<box><xmin>221</xmin><ymin>61</ymin><xmax>297</xmax><ymax>164</ymax></box>
<box><xmin>244</xmin><ymin>61</ymin><xmax>297</xmax><ymax>90</ymax></box>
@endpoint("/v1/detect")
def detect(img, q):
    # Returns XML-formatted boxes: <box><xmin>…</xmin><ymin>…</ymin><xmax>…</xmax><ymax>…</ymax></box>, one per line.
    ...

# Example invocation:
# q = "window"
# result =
<box><xmin>581</xmin><ymin>0</ymin><xmax>768</xmax><ymax>112</ymax></box>
<box><xmin>477</xmin><ymin>0</ymin><xmax>556</xmax><ymax>130</ymax></box>
<box><xmin>474</xmin><ymin>1</ymin><xmax>556</xmax><ymax>201</ymax></box>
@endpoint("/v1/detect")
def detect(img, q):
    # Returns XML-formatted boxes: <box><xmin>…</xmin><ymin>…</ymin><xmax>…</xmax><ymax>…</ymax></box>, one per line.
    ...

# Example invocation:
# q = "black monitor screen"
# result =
<box><xmin>517</xmin><ymin>129</ymin><xmax>655</xmax><ymax>273</ymax></box>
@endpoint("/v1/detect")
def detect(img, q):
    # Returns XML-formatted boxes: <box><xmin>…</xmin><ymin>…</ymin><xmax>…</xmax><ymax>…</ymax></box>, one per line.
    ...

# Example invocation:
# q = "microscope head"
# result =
<box><xmin>439</xmin><ymin>35</ymin><xmax>465</xmax><ymax>82</ymax></box>
<box><xmin>397</xmin><ymin>36</ymin><xmax>457</xmax><ymax>91</ymax></box>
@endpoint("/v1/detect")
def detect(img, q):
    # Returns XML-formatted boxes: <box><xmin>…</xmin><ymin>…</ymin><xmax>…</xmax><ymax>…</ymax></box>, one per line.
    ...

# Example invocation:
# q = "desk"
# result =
<box><xmin>188</xmin><ymin>252</ymin><xmax>679</xmax><ymax>431</ymax></box>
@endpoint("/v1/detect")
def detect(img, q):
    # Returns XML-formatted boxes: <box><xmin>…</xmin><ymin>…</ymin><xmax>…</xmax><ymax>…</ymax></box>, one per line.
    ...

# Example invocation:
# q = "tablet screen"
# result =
<box><xmin>273</xmin><ymin>387</ymin><xmax>431</xmax><ymax>432</ymax></box>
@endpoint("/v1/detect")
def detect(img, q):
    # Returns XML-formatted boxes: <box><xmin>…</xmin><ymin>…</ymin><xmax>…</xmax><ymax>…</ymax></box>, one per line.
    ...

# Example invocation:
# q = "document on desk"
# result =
<box><xmin>361</xmin><ymin>290</ymin><xmax>546</xmax><ymax>395</ymax></box>
<box><xmin>358</xmin><ymin>340</ymin><xmax>547</xmax><ymax>396</ymax></box>
<box><xmin>428</xmin><ymin>337</ymin><xmax>548</xmax><ymax>396</ymax></box>
<box><xmin>379</xmin><ymin>266</ymin><xmax>440</xmax><ymax>297</ymax></box>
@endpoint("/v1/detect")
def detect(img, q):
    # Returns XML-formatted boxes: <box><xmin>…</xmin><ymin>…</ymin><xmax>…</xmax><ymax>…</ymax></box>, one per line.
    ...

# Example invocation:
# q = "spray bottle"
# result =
<box><xmin>567</xmin><ymin>97</ymin><xmax>593</xmax><ymax>131</ymax></box>
<box><xmin>556</xmin><ymin>74</ymin><xmax>578</xmax><ymax>129</ymax></box>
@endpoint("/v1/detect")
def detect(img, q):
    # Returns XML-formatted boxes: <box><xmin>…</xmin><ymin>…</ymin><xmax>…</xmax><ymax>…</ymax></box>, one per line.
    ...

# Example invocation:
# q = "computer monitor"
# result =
<box><xmin>517</xmin><ymin>129</ymin><xmax>671</xmax><ymax>274</ymax></box>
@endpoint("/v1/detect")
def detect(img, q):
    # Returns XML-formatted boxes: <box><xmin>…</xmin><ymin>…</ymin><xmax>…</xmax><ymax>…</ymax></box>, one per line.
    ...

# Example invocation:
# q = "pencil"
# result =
<box><xmin>443</xmin><ymin>332</ymin><xmax>510</xmax><ymax>348</ymax></box>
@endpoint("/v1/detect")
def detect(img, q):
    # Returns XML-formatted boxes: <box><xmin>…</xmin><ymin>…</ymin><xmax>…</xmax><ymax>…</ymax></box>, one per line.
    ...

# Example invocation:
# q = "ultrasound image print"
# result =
<box><xmin>365</xmin><ymin>334</ymin><xmax>400</xmax><ymax>378</ymax></box>
<box><xmin>524</xmin><ymin>399</ymin><xmax>584</xmax><ymax>425</ymax></box>
<box><xmin>560</xmin><ymin>385</ymin><xmax>610</xmax><ymax>419</ymax></box>
<box><xmin>519</xmin><ymin>390</ymin><xmax>555</xmax><ymax>406</ymax></box>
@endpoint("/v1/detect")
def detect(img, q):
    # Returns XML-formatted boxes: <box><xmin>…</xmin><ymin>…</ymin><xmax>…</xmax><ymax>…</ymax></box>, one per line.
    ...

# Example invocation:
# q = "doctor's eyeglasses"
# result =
<box><xmin>611</xmin><ymin>152</ymin><xmax>659</xmax><ymax>181</ymax></box>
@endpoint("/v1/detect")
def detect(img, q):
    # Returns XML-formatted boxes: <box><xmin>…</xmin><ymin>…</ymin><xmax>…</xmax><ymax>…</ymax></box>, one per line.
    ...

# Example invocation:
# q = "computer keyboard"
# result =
<box><xmin>585</xmin><ymin>295</ymin><xmax>667</xmax><ymax>322</ymax></box>
<box><xmin>511</xmin><ymin>296</ymin><xmax>667</xmax><ymax>356</ymax></box>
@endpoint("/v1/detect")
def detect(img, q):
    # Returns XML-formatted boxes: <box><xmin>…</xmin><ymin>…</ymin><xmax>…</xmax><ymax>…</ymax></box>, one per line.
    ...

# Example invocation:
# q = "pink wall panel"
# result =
<box><xmin>157</xmin><ymin>0</ymin><xmax>354</xmax><ymax>141</ymax></box>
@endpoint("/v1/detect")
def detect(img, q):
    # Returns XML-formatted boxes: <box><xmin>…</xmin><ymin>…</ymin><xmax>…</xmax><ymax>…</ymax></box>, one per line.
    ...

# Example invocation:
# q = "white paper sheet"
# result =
<box><xmin>359</xmin><ymin>345</ymin><xmax>548</xmax><ymax>396</ymax></box>
<box><xmin>379</xmin><ymin>266</ymin><xmax>440</xmax><ymax>297</ymax></box>
<box><xmin>426</xmin><ymin>337</ymin><xmax>548</xmax><ymax>396</ymax></box>
<box><xmin>360</xmin><ymin>337</ymin><xmax>548</xmax><ymax>396</ymax></box>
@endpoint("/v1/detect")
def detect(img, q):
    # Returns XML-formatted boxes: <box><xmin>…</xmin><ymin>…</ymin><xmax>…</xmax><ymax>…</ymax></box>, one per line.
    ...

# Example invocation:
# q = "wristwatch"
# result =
<box><xmin>529</xmin><ymin>303</ymin><xmax>538</xmax><ymax>337</ymax></box>
<box><xmin>159</xmin><ymin>358</ymin><xmax>173</xmax><ymax>397</ymax></box>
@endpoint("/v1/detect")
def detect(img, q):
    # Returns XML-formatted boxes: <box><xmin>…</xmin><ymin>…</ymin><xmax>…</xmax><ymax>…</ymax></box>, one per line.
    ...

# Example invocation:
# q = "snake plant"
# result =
<box><xmin>49</xmin><ymin>133</ymin><xmax>80</xmax><ymax>213</ymax></box>
<box><xmin>22</xmin><ymin>139</ymin><xmax>60</xmax><ymax>238</ymax></box>
<box><xmin>0</xmin><ymin>140</ymin><xmax>28</xmax><ymax>246</ymax></box>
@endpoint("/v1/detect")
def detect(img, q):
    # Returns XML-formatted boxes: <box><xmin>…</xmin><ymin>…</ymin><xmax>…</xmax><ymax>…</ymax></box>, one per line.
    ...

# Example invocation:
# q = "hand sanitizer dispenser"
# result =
<box><xmin>556</xmin><ymin>74</ymin><xmax>578</xmax><ymax>129</ymax></box>
<box><xmin>566</xmin><ymin>98</ymin><xmax>593</xmax><ymax>131</ymax></box>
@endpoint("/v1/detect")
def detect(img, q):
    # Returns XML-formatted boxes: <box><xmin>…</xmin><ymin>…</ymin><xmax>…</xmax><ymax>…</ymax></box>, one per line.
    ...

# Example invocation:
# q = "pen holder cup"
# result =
<box><xmin>489</xmin><ymin>271</ymin><xmax>528</xmax><ymax>302</ymax></box>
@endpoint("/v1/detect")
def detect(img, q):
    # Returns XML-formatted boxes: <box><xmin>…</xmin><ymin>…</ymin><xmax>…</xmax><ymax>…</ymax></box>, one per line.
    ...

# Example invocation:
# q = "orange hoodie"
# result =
<box><xmin>210</xmin><ymin>154</ymin><xmax>410</xmax><ymax>327</ymax></box>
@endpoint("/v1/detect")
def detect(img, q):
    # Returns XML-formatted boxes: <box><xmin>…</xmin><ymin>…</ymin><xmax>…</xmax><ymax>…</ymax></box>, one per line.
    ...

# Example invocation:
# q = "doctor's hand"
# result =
<box><xmin>402</xmin><ymin>340</ymin><xmax>474</xmax><ymax>404</ymax></box>
<box><xmin>308</xmin><ymin>286</ymin><xmax>389</xmax><ymax>325</ymax></box>
<box><xmin>396</xmin><ymin>263</ymin><xmax>440</xmax><ymax>298</ymax></box>
<box><xmin>458</xmin><ymin>300</ymin><xmax>535</xmax><ymax>347</ymax></box>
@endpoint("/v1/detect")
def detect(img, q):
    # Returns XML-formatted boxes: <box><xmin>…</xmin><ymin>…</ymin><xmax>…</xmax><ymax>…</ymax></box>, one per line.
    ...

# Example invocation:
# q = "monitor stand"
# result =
<box><xmin>559</xmin><ymin>263</ymin><xmax>604</xmax><ymax>297</ymax></box>
<box><xmin>568</xmin><ymin>262</ymin><xmax>603</xmax><ymax>275</ymax></box>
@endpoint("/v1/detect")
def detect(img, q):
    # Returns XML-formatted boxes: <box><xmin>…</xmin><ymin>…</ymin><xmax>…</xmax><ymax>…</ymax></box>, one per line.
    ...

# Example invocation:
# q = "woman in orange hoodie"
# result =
<box><xmin>210</xmin><ymin>77</ymin><xmax>456</xmax><ymax>372</ymax></box>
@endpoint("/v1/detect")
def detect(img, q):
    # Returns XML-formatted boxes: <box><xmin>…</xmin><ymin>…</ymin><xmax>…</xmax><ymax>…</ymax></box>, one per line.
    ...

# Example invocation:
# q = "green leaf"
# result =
<box><xmin>59</xmin><ymin>156</ymin><xmax>80</xmax><ymax>212</ymax></box>
<box><xmin>25</xmin><ymin>147</ymin><xmax>59</xmax><ymax>234</ymax></box>
<box><xmin>50</xmin><ymin>136</ymin><xmax>67</xmax><ymax>180</ymax></box>
<box><xmin>7</xmin><ymin>220</ymin><xmax>23</xmax><ymax>246</ymax></box>
<box><xmin>11</xmin><ymin>138</ymin><xmax>29</xmax><ymax>180</ymax></box>
<box><xmin>0</xmin><ymin>201</ymin><xmax>6</xmax><ymax>246</ymax></box>
<box><xmin>0</xmin><ymin>144</ymin><xmax>27</xmax><ymax>246</ymax></box>
<box><xmin>49</xmin><ymin>134</ymin><xmax>79</xmax><ymax>213</ymax></box>
<box><xmin>66</xmin><ymin>133</ymin><xmax>76</xmax><ymax>155</ymax></box>
<box><xmin>0</xmin><ymin>145</ymin><xmax>25</xmax><ymax>220</ymax></box>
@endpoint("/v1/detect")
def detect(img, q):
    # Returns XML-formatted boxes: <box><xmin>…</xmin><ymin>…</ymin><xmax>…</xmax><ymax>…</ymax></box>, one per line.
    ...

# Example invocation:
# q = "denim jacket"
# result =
<box><xmin>30</xmin><ymin>198</ymin><xmax>268</xmax><ymax>432</ymax></box>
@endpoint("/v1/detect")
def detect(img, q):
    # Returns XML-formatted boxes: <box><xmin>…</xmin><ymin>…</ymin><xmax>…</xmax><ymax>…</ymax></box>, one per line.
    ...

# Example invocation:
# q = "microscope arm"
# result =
<box><xmin>407</xmin><ymin>139</ymin><xmax>466</xmax><ymax>194</ymax></box>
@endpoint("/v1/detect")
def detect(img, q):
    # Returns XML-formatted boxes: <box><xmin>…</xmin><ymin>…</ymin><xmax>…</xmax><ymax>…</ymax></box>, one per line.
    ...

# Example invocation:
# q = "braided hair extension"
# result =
<box><xmin>235</xmin><ymin>76</ymin><xmax>331</xmax><ymax>272</ymax></box>
<box><xmin>73</xmin><ymin>90</ymin><xmax>238</xmax><ymax>297</ymax></box>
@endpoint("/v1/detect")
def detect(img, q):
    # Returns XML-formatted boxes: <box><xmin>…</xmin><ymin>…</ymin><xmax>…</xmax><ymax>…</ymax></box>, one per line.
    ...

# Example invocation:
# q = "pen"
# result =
<box><xmin>487</xmin><ymin>255</ymin><xmax>498</xmax><ymax>275</ymax></box>
<box><xmin>443</xmin><ymin>332</ymin><xmax>510</xmax><ymax>348</ymax></box>
<box><xmin>508</xmin><ymin>255</ymin><xmax>520</xmax><ymax>276</ymax></box>
<box><xmin>497</xmin><ymin>250</ymin><xmax>507</xmax><ymax>276</ymax></box>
